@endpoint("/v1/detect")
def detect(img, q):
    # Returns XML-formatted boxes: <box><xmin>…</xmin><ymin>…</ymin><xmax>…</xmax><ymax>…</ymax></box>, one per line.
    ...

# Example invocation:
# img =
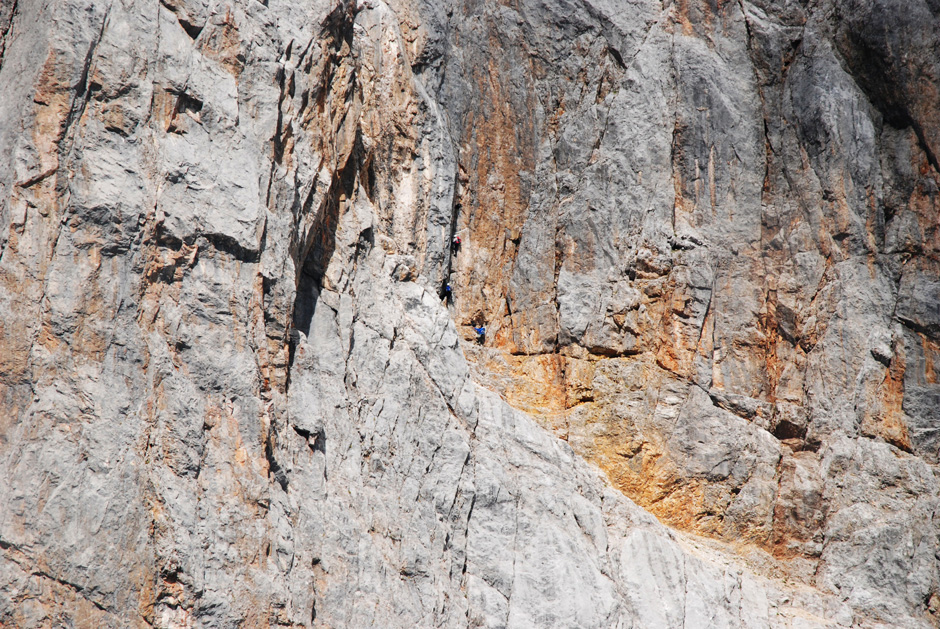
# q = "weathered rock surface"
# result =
<box><xmin>0</xmin><ymin>0</ymin><xmax>938</xmax><ymax>627</ymax></box>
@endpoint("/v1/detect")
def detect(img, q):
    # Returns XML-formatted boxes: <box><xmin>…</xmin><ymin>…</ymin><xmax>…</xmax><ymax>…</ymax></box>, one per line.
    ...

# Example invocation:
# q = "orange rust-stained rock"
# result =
<box><xmin>860</xmin><ymin>342</ymin><xmax>913</xmax><ymax>452</ymax></box>
<box><xmin>451</xmin><ymin>47</ymin><xmax>536</xmax><ymax>344</ymax></box>
<box><xmin>201</xmin><ymin>9</ymin><xmax>245</xmax><ymax>78</ymax></box>
<box><xmin>3</xmin><ymin>0</ymin><xmax>940</xmax><ymax>624</ymax></box>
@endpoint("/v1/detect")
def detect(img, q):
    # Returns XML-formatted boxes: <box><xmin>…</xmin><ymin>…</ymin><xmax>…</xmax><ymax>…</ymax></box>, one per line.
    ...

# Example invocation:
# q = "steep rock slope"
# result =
<box><xmin>0</xmin><ymin>0</ymin><xmax>937</xmax><ymax>628</ymax></box>
<box><xmin>440</xmin><ymin>0</ymin><xmax>940</xmax><ymax>623</ymax></box>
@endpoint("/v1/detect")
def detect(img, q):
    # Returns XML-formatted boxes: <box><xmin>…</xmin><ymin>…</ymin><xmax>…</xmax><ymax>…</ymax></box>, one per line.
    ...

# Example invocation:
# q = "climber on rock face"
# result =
<box><xmin>452</xmin><ymin>235</ymin><xmax>461</xmax><ymax>252</ymax></box>
<box><xmin>474</xmin><ymin>326</ymin><xmax>485</xmax><ymax>344</ymax></box>
<box><xmin>442</xmin><ymin>284</ymin><xmax>452</xmax><ymax>303</ymax></box>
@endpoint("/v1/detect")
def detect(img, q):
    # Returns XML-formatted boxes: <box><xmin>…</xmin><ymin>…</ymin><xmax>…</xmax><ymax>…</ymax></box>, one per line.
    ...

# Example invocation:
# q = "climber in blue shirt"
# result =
<box><xmin>474</xmin><ymin>326</ymin><xmax>485</xmax><ymax>344</ymax></box>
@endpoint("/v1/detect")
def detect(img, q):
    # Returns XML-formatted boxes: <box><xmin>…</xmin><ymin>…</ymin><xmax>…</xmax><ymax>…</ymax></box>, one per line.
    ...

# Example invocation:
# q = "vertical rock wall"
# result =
<box><xmin>441</xmin><ymin>1</ymin><xmax>940</xmax><ymax>624</ymax></box>
<box><xmin>0</xmin><ymin>0</ymin><xmax>937</xmax><ymax>627</ymax></box>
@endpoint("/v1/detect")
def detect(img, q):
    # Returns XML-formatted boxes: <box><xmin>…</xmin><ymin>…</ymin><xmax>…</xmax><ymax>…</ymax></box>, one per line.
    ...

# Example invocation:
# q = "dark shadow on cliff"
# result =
<box><xmin>292</xmin><ymin>136</ymin><xmax>361</xmax><ymax>339</ymax></box>
<box><xmin>833</xmin><ymin>0</ymin><xmax>940</xmax><ymax>172</ymax></box>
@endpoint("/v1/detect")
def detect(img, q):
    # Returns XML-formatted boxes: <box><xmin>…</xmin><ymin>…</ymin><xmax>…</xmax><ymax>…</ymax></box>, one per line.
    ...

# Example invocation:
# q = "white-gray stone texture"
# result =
<box><xmin>1</xmin><ymin>0</ymin><xmax>939</xmax><ymax>627</ymax></box>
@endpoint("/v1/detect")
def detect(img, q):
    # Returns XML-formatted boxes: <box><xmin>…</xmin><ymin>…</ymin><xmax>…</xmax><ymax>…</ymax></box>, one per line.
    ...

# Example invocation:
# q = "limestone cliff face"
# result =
<box><xmin>1</xmin><ymin>0</ymin><xmax>938</xmax><ymax>627</ymax></box>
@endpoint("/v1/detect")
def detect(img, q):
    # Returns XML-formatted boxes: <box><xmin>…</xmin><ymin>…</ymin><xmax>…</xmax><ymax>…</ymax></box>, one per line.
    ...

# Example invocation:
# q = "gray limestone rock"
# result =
<box><xmin>1</xmin><ymin>0</ymin><xmax>939</xmax><ymax>627</ymax></box>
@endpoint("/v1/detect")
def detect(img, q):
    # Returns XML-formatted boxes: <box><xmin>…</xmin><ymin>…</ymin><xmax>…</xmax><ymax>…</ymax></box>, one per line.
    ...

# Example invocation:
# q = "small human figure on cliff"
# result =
<box><xmin>442</xmin><ymin>284</ymin><xmax>452</xmax><ymax>303</ymax></box>
<box><xmin>474</xmin><ymin>326</ymin><xmax>486</xmax><ymax>345</ymax></box>
<box><xmin>452</xmin><ymin>235</ymin><xmax>461</xmax><ymax>253</ymax></box>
